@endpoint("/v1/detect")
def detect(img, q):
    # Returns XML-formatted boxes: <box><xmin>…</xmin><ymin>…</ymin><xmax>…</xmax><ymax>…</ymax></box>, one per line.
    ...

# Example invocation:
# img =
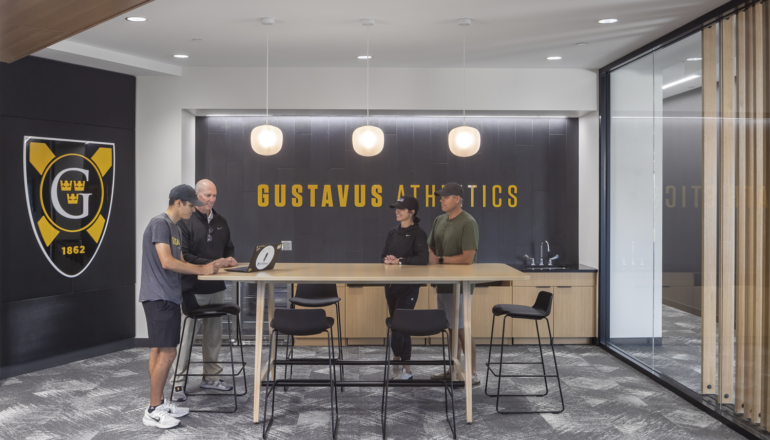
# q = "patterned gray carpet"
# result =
<box><xmin>0</xmin><ymin>341</ymin><xmax>742</xmax><ymax>440</ymax></box>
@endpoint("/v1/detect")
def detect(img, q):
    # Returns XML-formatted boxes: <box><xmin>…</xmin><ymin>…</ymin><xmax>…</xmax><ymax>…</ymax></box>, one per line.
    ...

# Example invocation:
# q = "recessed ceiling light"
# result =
<box><xmin>357</xmin><ymin>55</ymin><xmax>372</xmax><ymax>60</ymax></box>
<box><xmin>576</xmin><ymin>42</ymin><xmax>588</xmax><ymax>46</ymax></box>
<box><xmin>546</xmin><ymin>56</ymin><xmax>562</xmax><ymax>60</ymax></box>
<box><xmin>126</xmin><ymin>17</ymin><xmax>147</xmax><ymax>22</ymax></box>
<box><xmin>598</xmin><ymin>18</ymin><xmax>619</xmax><ymax>24</ymax></box>
<box><xmin>687</xmin><ymin>57</ymin><xmax>703</xmax><ymax>61</ymax></box>
<box><xmin>173</xmin><ymin>54</ymin><xmax>189</xmax><ymax>59</ymax></box>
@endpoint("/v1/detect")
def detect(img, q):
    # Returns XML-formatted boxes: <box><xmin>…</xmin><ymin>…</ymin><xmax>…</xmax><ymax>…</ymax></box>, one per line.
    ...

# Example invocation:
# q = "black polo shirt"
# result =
<box><xmin>178</xmin><ymin>208</ymin><xmax>235</xmax><ymax>295</ymax></box>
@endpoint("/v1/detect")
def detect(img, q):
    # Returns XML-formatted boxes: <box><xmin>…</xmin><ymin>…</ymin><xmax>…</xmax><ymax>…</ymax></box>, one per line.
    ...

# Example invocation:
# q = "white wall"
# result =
<box><xmin>135</xmin><ymin>66</ymin><xmax>599</xmax><ymax>337</ymax></box>
<box><xmin>181</xmin><ymin>110</ymin><xmax>196</xmax><ymax>186</ymax></box>
<box><xmin>578</xmin><ymin>111</ymin><xmax>599</xmax><ymax>269</ymax></box>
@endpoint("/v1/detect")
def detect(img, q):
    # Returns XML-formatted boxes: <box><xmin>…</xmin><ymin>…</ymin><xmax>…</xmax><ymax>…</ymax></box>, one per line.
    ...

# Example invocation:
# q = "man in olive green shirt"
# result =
<box><xmin>427</xmin><ymin>182</ymin><xmax>480</xmax><ymax>385</ymax></box>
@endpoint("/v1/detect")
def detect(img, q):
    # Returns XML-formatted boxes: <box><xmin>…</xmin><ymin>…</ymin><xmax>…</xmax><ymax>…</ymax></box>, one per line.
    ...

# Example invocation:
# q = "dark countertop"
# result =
<box><xmin>507</xmin><ymin>263</ymin><xmax>597</xmax><ymax>273</ymax></box>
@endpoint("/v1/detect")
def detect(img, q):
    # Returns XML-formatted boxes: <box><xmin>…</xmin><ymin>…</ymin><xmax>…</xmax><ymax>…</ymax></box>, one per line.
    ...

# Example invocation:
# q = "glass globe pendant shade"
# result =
<box><xmin>352</xmin><ymin>125</ymin><xmax>385</xmax><ymax>157</ymax></box>
<box><xmin>251</xmin><ymin>124</ymin><xmax>283</xmax><ymax>156</ymax></box>
<box><xmin>448</xmin><ymin>125</ymin><xmax>481</xmax><ymax>157</ymax></box>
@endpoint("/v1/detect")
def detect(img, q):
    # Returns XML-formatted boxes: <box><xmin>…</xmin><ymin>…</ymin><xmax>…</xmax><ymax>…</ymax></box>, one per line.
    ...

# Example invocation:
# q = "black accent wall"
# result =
<box><xmin>0</xmin><ymin>57</ymin><xmax>136</xmax><ymax>372</ymax></box>
<box><xmin>196</xmin><ymin>116</ymin><xmax>578</xmax><ymax>266</ymax></box>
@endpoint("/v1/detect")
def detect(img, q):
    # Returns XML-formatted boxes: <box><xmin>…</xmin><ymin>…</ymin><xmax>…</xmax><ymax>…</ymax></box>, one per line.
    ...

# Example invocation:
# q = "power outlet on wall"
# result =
<box><xmin>281</xmin><ymin>241</ymin><xmax>292</xmax><ymax>251</ymax></box>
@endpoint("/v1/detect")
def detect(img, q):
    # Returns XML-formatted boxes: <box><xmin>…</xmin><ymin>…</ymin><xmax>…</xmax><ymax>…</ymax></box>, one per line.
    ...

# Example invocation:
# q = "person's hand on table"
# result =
<box><xmin>428</xmin><ymin>253</ymin><xmax>440</xmax><ymax>265</ymax></box>
<box><xmin>384</xmin><ymin>255</ymin><xmax>399</xmax><ymax>265</ymax></box>
<box><xmin>200</xmin><ymin>262</ymin><xmax>219</xmax><ymax>275</ymax></box>
<box><xmin>225</xmin><ymin>257</ymin><xmax>238</xmax><ymax>267</ymax></box>
<box><xmin>212</xmin><ymin>258</ymin><xmax>229</xmax><ymax>268</ymax></box>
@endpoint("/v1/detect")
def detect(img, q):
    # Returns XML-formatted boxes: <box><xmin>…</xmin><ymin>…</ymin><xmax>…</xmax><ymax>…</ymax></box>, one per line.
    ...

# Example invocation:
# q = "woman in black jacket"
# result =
<box><xmin>381</xmin><ymin>195</ymin><xmax>428</xmax><ymax>380</ymax></box>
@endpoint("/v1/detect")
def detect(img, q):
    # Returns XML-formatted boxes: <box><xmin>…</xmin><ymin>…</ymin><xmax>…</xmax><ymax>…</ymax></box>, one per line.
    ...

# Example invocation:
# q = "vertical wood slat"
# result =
<box><xmin>702</xmin><ymin>23</ymin><xmax>719</xmax><ymax>396</ymax></box>
<box><xmin>719</xmin><ymin>15</ymin><xmax>736</xmax><ymax>405</ymax></box>
<box><xmin>745</xmin><ymin>4</ymin><xmax>758</xmax><ymax>421</ymax></box>
<box><xmin>753</xmin><ymin>0</ymin><xmax>766</xmax><ymax>427</ymax></box>
<box><xmin>736</xmin><ymin>7</ymin><xmax>748</xmax><ymax>415</ymax></box>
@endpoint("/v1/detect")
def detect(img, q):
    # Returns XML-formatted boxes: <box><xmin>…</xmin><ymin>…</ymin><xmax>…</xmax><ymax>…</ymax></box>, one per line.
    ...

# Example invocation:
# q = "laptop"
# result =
<box><xmin>225</xmin><ymin>243</ymin><xmax>283</xmax><ymax>273</ymax></box>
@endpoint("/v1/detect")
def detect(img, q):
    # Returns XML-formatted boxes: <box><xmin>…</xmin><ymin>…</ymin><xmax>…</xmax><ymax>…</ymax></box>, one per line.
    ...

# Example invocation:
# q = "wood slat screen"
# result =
<box><xmin>716</xmin><ymin>1</ymin><xmax>768</xmax><ymax>425</ymax></box>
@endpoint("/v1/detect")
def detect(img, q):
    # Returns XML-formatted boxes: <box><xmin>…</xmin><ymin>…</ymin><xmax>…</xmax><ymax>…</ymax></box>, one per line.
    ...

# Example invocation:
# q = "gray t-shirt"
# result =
<box><xmin>139</xmin><ymin>213</ymin><xmax>183</xmax><ymax>304</ymax></box>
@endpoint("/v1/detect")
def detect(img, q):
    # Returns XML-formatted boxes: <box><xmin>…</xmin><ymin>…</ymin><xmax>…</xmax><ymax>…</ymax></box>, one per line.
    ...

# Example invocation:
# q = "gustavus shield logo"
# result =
<box><xmin>23</xmin><ymin>137</ymin><xmax>115</xmax><ymax>277</ymax></box>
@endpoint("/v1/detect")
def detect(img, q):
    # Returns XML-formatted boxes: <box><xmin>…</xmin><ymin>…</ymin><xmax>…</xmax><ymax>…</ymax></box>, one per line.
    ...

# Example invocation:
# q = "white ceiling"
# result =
<box><xmin>62</xmin><ymin>0</ymin><xmax>727</xmax><ymax>69</ymax></box>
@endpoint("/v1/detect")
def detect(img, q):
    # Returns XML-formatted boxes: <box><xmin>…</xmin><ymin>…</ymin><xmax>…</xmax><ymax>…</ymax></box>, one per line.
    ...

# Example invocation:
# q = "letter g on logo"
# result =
<box><xmin>51</xmin><ymin>168</ymin><xmax>91</xmax><ymax>219</ymax></box>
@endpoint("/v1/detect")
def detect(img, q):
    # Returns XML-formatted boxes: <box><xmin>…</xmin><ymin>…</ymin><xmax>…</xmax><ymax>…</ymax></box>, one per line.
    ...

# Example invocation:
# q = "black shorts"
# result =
<box><xmin>142</xmin><ymin>300</ymin><xmax>182</xmax><ymax>348</ymax></box>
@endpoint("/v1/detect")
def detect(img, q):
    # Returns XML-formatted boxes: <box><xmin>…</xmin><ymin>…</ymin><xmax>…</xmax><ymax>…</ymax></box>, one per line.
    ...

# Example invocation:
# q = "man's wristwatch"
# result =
<box><xmin>439</xmin><ymin>257</ymin><xmax>444</xmax><ymax>264</ymax></box>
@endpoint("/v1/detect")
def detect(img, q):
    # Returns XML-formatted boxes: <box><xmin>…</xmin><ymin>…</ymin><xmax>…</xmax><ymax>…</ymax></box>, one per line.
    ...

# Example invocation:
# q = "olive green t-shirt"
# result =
<box><xmin>428</xmin><ymin>210</ymin><xmax>479</xmax><ymax>294</ymax></box>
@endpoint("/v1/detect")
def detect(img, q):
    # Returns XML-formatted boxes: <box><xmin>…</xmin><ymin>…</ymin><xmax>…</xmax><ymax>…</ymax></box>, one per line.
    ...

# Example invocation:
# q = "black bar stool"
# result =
<box><xmin>285</xmin><ymin>284</ymin><xmax>345</xmax><ymax>389</ymax></box>
<box><xmin>263</xmin><ymin>308</ymin><xmax>339</xmax><ymax>439</ymax></box>
<box><xmin>382</xmin><ymin>309</ymin><xmax>456</xmax><ymax>439</ymax></box>
<box><xmin>170</xmin><ymin>301</ymin><xmax>248</xmax><ymax>413</ymax></box>
<box><xmin>484</xmin><ymin>291</ymin><xmax>564</xmax><ymax>414</ymax></box>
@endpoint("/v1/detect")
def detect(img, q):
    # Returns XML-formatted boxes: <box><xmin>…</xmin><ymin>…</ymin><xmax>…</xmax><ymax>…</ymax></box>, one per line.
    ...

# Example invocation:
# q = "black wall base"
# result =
<box><xmin>0</xmin><ymin>338</ymin><xmax>136</xmax><ymax>380</ymax></box>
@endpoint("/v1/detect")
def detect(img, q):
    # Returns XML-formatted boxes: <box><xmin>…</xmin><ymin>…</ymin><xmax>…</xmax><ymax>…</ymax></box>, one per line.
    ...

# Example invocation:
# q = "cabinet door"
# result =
<box><xmin>553</xmin><ymin>286</ymin><xmax>596</xmax><ymax>337</ymax></box>
<box><xmin>471</xmin><ymin>285</ymin><xmax>514</xmax><ymax>341</ymax></box>
<box><xmin>511</xmin><ymin>286</ymin><xmax>554</xmax><ymax>339</ymax></box>
<box><xmin>293</xmin><ymin>284</ymin><xmax>346</xmax><ymax>343</ymax></box>
<box><xmin>345</xmin><ymin>286</ymin><xmax>389</xmax><ymax>339</ymax></box>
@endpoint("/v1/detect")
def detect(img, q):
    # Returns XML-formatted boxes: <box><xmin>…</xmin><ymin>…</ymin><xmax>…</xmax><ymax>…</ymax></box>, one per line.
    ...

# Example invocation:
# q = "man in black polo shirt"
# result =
<box><xmin>171</xmin><ymin>179</ymin><xmax>238</xmax><ymax>401</ymax></box>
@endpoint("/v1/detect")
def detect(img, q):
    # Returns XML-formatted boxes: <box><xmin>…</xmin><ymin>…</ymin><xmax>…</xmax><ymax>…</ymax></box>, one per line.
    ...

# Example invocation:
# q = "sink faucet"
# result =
<box><xmin>540</xmin><ymin>241</ymin><xmax>550</xmax><ymax>266</ymax></box>
<box><xmin>523</xmin><ymin>254</ymin><xmax>535</xmax><ymax>266</ymax></box>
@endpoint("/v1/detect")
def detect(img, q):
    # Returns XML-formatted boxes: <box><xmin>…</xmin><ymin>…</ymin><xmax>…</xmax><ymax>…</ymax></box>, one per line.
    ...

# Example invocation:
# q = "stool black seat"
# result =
<box><xmin>484</xmin><ymin>291</ymin><xmax>564</xmax><ymax>414</ymax></box>
<box><xmin>170</xmin><ymin>300</ymin><xmax>247</xmax><ymax>413</ymax></box>
<box><xmin>263</xmin><ymin>308</ymin><xmax>339</xmax><ymax>439</ymax></box>
<box><xmin>382</xmin><ymin>309</ymin><xmax>456</xmax><ymax>439</ymax></box>
<box><xmin>285</xmin><ymin>284</ymin><xmax>345</xmax><ymax>388</ymax></box>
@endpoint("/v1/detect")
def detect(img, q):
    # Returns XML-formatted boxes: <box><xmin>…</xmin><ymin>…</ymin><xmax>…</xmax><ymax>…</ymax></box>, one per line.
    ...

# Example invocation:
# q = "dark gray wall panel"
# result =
<box><xmin>197</xmin><ymin>116</ymin><xmax>580</xmax><ymax>266</ymax></box>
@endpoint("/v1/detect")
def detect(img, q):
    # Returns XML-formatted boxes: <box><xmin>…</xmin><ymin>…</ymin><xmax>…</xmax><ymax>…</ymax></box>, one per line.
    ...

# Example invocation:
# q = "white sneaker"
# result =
<box><xmin>159</xmin><ymin>400</ymin><xmax>189</xmax><ymax>418</ymax></box>
<box><xmin>171</xmin><ymin>386</ymin><xmax>187</xmax><ymax>402</ymax></box>
<box><xmin>396</xmin><ymin>371</ymin><xmax>413</xmax><ymax>380</ymax></box>
<box><xmin>200</xmin><ymin>379</ymin><xmax>233</xmax><ymax>391</ymax></box>
<box><xmin>431</xmin><ymin>370</ymin><xmax>451</xmax><ymax>380</ymax></box>
<box><xmin>142</xmin><ymin>408</ymin><xmax>180</xmax><ymax>429</ymax></box>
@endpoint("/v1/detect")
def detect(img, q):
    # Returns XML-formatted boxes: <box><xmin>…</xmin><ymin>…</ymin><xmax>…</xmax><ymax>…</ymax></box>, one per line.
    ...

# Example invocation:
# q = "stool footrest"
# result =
<box><xmin>264</xmin><ymin>379</ymin><xmax>460</xmax><ymax>388</ymax></box>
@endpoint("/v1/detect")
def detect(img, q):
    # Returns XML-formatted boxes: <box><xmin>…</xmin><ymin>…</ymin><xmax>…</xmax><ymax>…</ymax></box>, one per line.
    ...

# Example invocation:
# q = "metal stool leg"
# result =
<box><xmin>326</xmin><ymin>330</ymin><xmax>340</xmax><ymax>439</ymax></box>
<box><xmin>444</xmin><ymin>330</ymin><xmax>457</xmax><ymax>439</ymax></box>
<box><xmin>381</xmin><ymin>330</ymin><xmax>393</xmax><ymax>439</ymax></box>
<box><xmin>226</xmin><ymin>314</ymin><xmax>238</xmax><ymax>413</ymax></box>
<box><xmin>335</xmin><ymin>303</ymin><xmax>345</xmax><ymax>391</ymax></box>
<box><xmin>483</xmin><ymin>315</ymin><xmax>496</xmax><ymax>396</ymax></box>
<box><xmin>546</xmin><ymin>318</ymin><xmax>565</xmax><ymax>414</ymax></box>
<box><xmin>262</xmin><ymin>331</ymin><xmax>277</xmax><ymax>439</ymax></box>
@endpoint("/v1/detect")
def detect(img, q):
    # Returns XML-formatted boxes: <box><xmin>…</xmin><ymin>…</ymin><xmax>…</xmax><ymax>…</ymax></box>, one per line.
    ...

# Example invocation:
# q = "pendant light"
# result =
<box><xmin>251</xmin><ymin>17</ymin><xmax>283</xmax><ymax>156</ymax></box>
<box><xmin>352</xmin><ymin>18</ymin><xmax>385</xmax><ymax>157</ymax></box>
<box><xmin>448</xmin><ymin>18</ymin><xmax>480</xmax><ymax>157</ymax></box>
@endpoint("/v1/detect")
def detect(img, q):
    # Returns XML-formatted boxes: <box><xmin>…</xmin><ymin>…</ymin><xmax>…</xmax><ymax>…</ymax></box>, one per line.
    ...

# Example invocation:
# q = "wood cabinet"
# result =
<box><xmin>553</xmin><ymin>286</ymin><xmax>595</xmax><ymax>338</ymax></box>
<box><xmin>291</xmin><ymin>271</ymin><xmax>596</xmax><ymax>346</ymax></box>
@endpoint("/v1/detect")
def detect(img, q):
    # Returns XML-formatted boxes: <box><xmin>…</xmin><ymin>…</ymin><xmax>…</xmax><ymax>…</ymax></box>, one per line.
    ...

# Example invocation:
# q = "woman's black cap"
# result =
<box><xmin>389</xmin><ymin>195</ymin><xmax>419</xmax><ymax>213</ymax></box>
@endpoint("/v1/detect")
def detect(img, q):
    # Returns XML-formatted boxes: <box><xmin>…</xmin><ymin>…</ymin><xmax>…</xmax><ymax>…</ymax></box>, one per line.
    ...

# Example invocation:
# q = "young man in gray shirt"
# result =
<box><xmin>138</xmin><ymin>184</ymin><xmax>219</xmax><ymax>429</ymax></box>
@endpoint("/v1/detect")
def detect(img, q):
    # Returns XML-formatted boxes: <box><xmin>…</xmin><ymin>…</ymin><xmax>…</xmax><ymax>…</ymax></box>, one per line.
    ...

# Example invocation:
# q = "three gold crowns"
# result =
<box><xmin>61</xmin><ymin>180</ymin><xmax>85</xmax><ymax>204</ymax></box>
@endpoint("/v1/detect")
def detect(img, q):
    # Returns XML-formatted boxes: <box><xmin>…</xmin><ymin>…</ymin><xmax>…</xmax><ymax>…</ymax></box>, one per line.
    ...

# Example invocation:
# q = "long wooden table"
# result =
<box><xmin>200</xmin><ymin>262</ymin><xmax>529</xmax><ymax>424</ymax></box>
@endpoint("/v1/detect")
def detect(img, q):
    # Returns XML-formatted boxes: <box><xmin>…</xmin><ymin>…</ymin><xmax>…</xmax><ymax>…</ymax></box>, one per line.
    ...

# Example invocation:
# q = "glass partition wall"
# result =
<box><xmin>602</xmin><ymin>3</ymin><xmax>770</xmax><ymax>437</ymax></box>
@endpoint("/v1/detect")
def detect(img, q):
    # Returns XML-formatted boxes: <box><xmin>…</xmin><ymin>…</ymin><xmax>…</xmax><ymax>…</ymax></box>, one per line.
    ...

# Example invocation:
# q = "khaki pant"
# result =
<box><xmin>172</xmin><ymin>290</ymin><xmax>226</xmax><ymax>384</ymax></box>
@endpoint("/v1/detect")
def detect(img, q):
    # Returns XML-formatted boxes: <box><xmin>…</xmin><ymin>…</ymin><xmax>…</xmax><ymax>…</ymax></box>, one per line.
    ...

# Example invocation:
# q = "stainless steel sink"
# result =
<box><xmin>520</xmin><ymin>266</ymin><xmax>568</xmax><ymax>271</ymax></box>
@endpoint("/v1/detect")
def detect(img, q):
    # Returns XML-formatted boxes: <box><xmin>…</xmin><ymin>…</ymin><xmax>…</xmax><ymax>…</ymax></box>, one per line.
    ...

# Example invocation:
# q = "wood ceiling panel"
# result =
<box><xmin>0</xmin><ymin>0</ymin><xmax>153</xmax><ymax>63</ymax></box>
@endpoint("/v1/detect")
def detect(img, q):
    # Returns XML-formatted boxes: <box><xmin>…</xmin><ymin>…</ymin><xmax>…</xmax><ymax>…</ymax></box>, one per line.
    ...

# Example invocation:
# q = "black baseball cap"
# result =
<box><xmin>169</xmin><ymin>184</ymin><xmax>204</xmax><ymax>206</ymax></box>
<box><xmin>435</xmin><ymin>182</ymin><xmax>464</xmax><ymax>197</ymax></box>
<box><xmin>389</xmin><ymin>195</ymin><xmax>419</xmax><ymax>213</ymax></box>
